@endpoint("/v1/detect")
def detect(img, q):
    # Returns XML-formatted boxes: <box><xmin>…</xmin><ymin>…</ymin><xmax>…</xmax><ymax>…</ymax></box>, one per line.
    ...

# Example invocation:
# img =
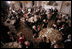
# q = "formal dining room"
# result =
<box><xmin>1</xmin><ymin>1</ymin><xmax>71</xmax><ymax>48</ymax></box>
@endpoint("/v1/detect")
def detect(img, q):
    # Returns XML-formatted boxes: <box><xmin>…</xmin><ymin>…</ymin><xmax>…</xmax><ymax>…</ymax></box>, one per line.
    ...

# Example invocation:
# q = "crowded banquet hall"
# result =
<box><xmin>1</xmin><ymin>1</ymin><xmax>71</xmax><ymax>48</ymax></box>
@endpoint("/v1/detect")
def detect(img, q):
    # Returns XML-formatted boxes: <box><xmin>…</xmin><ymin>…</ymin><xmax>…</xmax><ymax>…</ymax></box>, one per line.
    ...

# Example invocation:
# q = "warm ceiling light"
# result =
<box><xmin>11</xmin><ymin>1</ymin><xmax>15</xmax><ymax>4</ymax></box>
<box><xmin>7</xmin><ymin>1</ymin><xmax>11</xmax><ymax>4</ymax></box>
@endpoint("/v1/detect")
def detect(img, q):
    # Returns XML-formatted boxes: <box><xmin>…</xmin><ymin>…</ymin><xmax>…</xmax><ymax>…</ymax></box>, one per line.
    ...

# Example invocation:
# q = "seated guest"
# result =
<box><xmin>59</xmin><ymin>24</ymin><xmax>65</xmax><ymax>31</ymax></box>
<box><xmin>33</xmin><ymin>24</ymin><xmax>41</xmax><ymax>38</ymax></box>
<box><xmin>58</xmin><ymin>14</ymin><xmax>62</xmax><ymax>19</ymax></box>
<box><xmin>42</xmin><ymin>19</ymin><xmax>48</xmax><ymax>28</ymax></box>
<box><xmin>62</xmin><ymin>15</ymin><xmax>65</xmax><ymax>19</ymax></box>
<box><xmin>53</xmin><ymin>43</ymin><xmax>64</xmax><ymax>48</ymax></box>
<box><xmin>57</xmin><ymin>19</ymin><xmax>61</xmax><ymax>24</ymax></box>
<box><xmin>47</xmin><ymin>13</ymin><xmax>52</xmax><ymax>20</ymax></box>
<box><xmin>65</xmin><ymin>14</ymin><xmax>69</xmax><ymax>21</ymax></box>
<box><xmin>27</xmin><ymin>13</ymin><xmax>33</xmax><ymax>18</ymax></box>
<box><xmin>18</xmin><ymin>35</ymin><xmax>24</xmax><ymax>44</ymax></box>
<box><xmin>64</xmin><ymin>34</ymin><xmax>71</xmax><ymax>48</ymax></box>
<box><xmin>14</xmin><ymin>18</ymin><xmax>20</xmax><ymax>30</ymax></box>
<box><xmin>32</xmin><ymin>25</ymin><xmax>37</xmax><ymax>34</ymax></box>
<box><xmin>7</xmin><ymin>32</ymin><xmax>14</xmax><ymax>42</ymax></box>
<box><xmin>21</xmin><ymin>9</ymin><xmax>25</xmax><ymax>14</ymax></box>
<box><xmin>39</xmin><ymin>37</ymin><xmax>51</xmax><ymax>48</ymax></box>
<box><xmin>51</xmin><ymin>8</ymin><xmax>54</xmax><ymax>13</ymax></box>
<box><xmin>22</xmin><ymin>40</ymin><xmax>30</xmax><ymax>48</ymax></box>
<box><xmin>37</xmin><ymin>25</ymin><xmax>41</xmax><ymax>32</ymax></box>
<box><xmin>40</xmin><ymin>13</ymin><xmax>48</xmax><ymax>28</ymax></box>
<box><xmin>33</xmin><ymin>15</ymin><xmax>38</xmax><ymax>23</ymax></box>
<box><xmin>52</xmin><ymin>41</ymin><xmax>64</xmax><ymax>48</ymax></box>
<box><xmin>67</xmin><ymin>24</ymin><xmax>71</xmax><ymax>34</ymax></box>
<box><xmin>36</xmin><ymin>16</ymin><xmax>42</xmax><ymax>25</ymax></box>
<box><xmin>49</xmin><ymin>8</ymin><xmax>53</xmax><ymax>13</ymax></box>
<box><xmin>51</xmin><ymin>8</ymin><xmax>58</xmax><ymax>20</ymax></box>
<box><xmin>24</xmin><ymin>13</ymin><xmax>29</xmax><ymax>19</ymax></box>
<box><xmin>53</xmin><ymin>8</ymin><xmax>58</xmax><ymax>16</ymax></box>
<box><xmin>52</xmin><ymin>23</ymin><xmax>57</xmax><ymax>29</ymax></box>
<box><xmin>11</xmin><ymin>32</ymin><xmax>17</xmax><ymax>41</ymax></box>
<box><xmin>35</xmin><ymin>8</ymin><xmax>40</xmax><ymax>15</ymax></box>
<box><xmin>41</xmin><ymin>12</ymin><xmax>47</xmax><ymax>20</ymax></box>
<box><xmin>33</xmin><ymin>33</ymin><xmax>38</xmax><ymax>38</ymax></box>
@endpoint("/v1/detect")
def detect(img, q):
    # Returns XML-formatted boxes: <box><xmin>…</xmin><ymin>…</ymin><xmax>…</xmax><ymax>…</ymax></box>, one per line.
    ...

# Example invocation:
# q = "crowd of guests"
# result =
<box><xmin>1</xmin><ymin>5</ymin><xmax>71</xmax><ymax>48</ymax></box>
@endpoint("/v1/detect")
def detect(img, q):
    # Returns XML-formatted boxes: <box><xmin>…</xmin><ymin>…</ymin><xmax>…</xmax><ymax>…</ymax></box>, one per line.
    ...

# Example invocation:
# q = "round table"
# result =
<box><xmin>38</xmin><ymin>28</ymin><xmax>62</xmax><ymax>44</ymax></box>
